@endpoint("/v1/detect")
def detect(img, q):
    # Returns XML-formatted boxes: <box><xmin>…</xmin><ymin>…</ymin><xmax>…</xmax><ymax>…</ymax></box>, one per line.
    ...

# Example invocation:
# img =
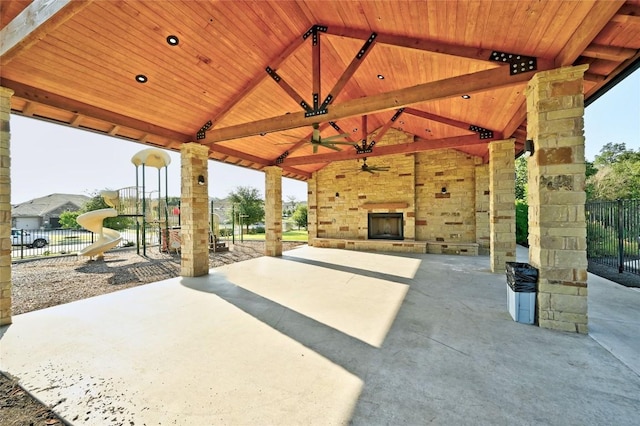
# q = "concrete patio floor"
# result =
<box><xmin>1</xmin><ymin>245</ymin><xmax>639</xmax><ymax>425</ymax></box>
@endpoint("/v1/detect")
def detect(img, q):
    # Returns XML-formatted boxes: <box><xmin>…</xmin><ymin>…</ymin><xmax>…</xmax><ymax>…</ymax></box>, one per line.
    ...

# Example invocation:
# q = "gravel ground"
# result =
<box><xmin>3</xmin><ymin>241</ymin><xmax>305</xmax><ymax>425</ymax></box>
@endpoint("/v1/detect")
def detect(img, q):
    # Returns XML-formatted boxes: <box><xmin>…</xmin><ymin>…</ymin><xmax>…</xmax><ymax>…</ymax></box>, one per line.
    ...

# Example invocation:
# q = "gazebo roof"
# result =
<box><xmin>1</xmin><ymin>0</ymin><xmax>639</xmax><ymax>180</ymax></box>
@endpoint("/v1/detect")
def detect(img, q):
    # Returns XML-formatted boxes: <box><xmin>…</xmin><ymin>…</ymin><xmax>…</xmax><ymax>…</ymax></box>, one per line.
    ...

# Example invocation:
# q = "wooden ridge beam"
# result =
<box><xmin>202</xmin><ymin>64</ymin><xmax>548</xmax><ymax>145</ymax></box>
<box><xmin>283</xmin><ymin>134</ymin><xmax>490</xmax><ymax>166</ymax></box>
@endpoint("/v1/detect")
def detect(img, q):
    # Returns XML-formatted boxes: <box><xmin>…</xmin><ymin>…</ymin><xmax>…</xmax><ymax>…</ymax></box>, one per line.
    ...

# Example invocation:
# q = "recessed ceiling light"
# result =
<box><xmin>259</xmin><ymin>132</ymin><xmax>266</xmax><ymax>136</ymax></box>
<box><xmin>377</xmin><ymin>74</ymin><xmax>385</xmax><ymax>79</ymax></box>
<box><xmin>461</xmin><ymin>94</ymin><xmax>471</xmax><ymax>99</ymax></box>
<box><xmin>166</xmin><ymin>35</ymin><xmax>179</xmax><ymax>46</ymax></box>
<box><xmin>135</xmin><ymin>74</ymin><xmax>148</xmax><ymax>83</ymax></box>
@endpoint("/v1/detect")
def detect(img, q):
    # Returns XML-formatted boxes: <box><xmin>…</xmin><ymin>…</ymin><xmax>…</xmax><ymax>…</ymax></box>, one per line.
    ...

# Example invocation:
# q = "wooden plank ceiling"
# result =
<box><xmin>1</xmin><ymin>0</ymin><xmax>639</xmax><ymax>180</ymax></box>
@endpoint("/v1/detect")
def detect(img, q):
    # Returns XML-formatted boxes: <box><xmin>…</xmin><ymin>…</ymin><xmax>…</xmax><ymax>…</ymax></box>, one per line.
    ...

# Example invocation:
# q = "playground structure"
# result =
<box><xmin>76</xmin><ymin>147</ymin><xmax>227</xmax><ymax>257</ymax></box>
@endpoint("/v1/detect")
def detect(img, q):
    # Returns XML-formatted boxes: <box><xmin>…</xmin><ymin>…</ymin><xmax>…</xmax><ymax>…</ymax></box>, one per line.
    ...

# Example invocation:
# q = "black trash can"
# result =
<box><xmin>506</xmin><ymin>262</ymin><xmax>538</xmax><ymax>324</ymax></box>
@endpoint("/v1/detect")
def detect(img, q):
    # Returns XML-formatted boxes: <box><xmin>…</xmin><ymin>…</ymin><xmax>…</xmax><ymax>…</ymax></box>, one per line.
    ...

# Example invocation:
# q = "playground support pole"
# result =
<box><xmin>135</xmin><ymin>165</ymin><xmax>140</xmax><ymax>255</ymax></box>
<box><xmin>142</xmin><ymin>163</ymin><xmax>146</xmax><ymax>257</ymax></box>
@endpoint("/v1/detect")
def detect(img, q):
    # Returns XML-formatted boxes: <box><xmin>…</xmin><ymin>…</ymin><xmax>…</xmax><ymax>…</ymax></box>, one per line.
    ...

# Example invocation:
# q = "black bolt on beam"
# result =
<box><xmin>489</xmin><ymin>51</ymin><xmax>537</xmax><ymax>75</ymax></box>
<box><xmin>313</xmin><ymin>93</ymin><xmax>319</xmax><ymax>110</ymax></box>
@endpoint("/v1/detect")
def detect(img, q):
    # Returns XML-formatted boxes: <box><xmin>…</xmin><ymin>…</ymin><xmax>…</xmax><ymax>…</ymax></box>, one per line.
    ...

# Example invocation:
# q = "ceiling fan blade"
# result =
<box><xmin>323</xmin><ymin>144</ymin><xmax>342</xmax><ymax>151</ymax></box>
<box><xmin>321</xmin><ymin>133</ymin><xmax>350</xmax><ymax>142</ymax></box>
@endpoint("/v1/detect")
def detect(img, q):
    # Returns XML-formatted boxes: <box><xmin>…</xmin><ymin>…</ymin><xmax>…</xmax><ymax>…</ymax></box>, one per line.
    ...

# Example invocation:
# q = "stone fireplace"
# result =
<box><xmin>368</xmin><ymin>213</ymin><xmax>404</xmax><ymax>240</ymax></box>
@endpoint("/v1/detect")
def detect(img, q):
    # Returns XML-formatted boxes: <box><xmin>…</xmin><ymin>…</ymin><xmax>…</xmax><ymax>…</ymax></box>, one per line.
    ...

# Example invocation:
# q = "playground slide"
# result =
<box><xmin>77</xmin><ymin>208</ymin><xmax>122</xmax><ymax>258</ymax></box>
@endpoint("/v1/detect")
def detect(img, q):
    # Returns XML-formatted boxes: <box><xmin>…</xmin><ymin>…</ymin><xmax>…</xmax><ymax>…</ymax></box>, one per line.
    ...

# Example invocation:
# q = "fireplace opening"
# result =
<box><xmin>368</xmin><ymin>213</ymin><xmax>404</xmax><ymax>240</ymax></box>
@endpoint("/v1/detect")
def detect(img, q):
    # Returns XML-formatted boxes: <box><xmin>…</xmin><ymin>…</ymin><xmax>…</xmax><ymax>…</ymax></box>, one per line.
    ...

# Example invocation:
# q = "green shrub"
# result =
<box><xmin>515</xmin><ymin>200</ymin><xmax>529</xmax><ymax>246</ymax></box>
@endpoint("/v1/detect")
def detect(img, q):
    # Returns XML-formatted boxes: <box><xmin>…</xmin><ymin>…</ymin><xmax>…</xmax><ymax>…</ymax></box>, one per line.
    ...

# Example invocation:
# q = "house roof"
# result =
<box><xmin>1</xmin><ymin>1</ymin><xmax>639</xmax><ymax>180</ymax></box>
<box><xmin>12</xmin><ymin>193</ymin><xmax>90</xmax><ymax>217</ymax></box>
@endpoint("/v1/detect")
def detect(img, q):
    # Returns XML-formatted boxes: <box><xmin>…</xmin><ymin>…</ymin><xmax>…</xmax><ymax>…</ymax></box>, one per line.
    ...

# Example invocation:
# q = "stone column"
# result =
<box><xmin>264</xmin><ymin>166</ymin><xmax>282</xmax><ymax>256</ymax></box>
<box><xmin>0</xmin><ymin>87</ymin><xmax>13</xmax><ymax>326</ymax></box>
<box><xmin>180</xmin><ymin>143</ymin><xmax>209</xmax><ymax>277</ymax></box>
<box><xmin>489</xmin><ymin>139</ymin><xmax>516</xmax><ymax>272</ymax></box>
<box><xmin>475</xmin><ymin>161</ymin><xmax>490</xmax><ymax>255</ymax></box>
<box><xmin>526</xmin><ymin>65</ymin><xmax>589</xmax><ymax>334</ymax></box>
<box><xmin>307</xmin><ymin>173</ymin><xmax>318</xmax><ymax>246</ymax></box>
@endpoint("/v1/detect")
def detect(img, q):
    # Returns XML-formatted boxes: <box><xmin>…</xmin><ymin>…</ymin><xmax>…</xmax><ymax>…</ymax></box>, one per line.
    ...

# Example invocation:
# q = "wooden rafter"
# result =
<box><xmin>266</xmin><ymin>67</ymin><xmax>312</xmax><ymax>112</ymax></box>
<box><xmin>312</xmin><ymin>27</ymin><xmax>321</xmax><ymax>110</ymax></box>
<box><xmin>581</xmin><ymin>44</ymin><xmax>637</xmax><ymax>62</ymax></box>
<box><xmin>554</xmin><ymin>0</ymin><xmax>625</xmax><ymax>67</ymax></box>
<box><xmin>3</xmin><ymin>79</ymin><xmax>190</xmax><ymax>142</ymax></box>
<box><xmin>201</xmin><ymin>63</ymin><xmax>550</xmax><ymax>145</ymax></box>
<box><xmin>403</xmin><ymin>108</ymin><xmax>503</xmax><ymax>139</ymax></box>
<box><xmin>207</xmin><ymin>34</ymin><xmax>308</xmax><ymax>129</ymax></box>
<box><xmin>283</xmin><ymin>134</ymin><xmax>492</xmax><ymax>166</ymax></box>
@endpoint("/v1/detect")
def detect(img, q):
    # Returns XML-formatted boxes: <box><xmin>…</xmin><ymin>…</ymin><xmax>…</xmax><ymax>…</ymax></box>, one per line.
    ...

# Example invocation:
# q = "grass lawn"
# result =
<box><xmin>236</xmin><ymin>230</ymin><xmax>308</xmax><ymax>242</ymax></box>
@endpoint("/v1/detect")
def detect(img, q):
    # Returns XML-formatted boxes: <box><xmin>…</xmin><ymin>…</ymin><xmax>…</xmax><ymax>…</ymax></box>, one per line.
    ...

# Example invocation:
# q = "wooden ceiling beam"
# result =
<box><xmin>208</xmin><ymin>34</ymin><xmax>307</xmax><ymax>129</ymax></box>
<box><xmin>581</xmin><ymin>44</ymin><xmax>637</xmax><ymax>62</ymax></box>
<box><xmin>554</xmin><ymin>0</ymin><xmax>625</xmax><ymax>67</ymax></box>
<box><xmin>283</xmin><ymin>134</ymin><xmax>490</xmax><ymax>166</ymax></box>
<box><xmin>404</xmin><ymin>107</ymin><xmax>503</xmax><ymax>139</ymax></box>
<box><xmin>1</xmin><ymin>0</ymin><xmax>93</xmax><ymax>66</ymax></box>
<box><xmin>3</xmin><ymin>79</ymin><xmax>191</xmax><ymax>143</ymax></box>
<box><xmin>324</xmin><ymin>26</ymin><xmax>497</xmax><ymax>63</ymax></box>
<box><xmin>201</xmin><ymin>64</ymin><xmax>547</xmax><ymax>145</ymax></box>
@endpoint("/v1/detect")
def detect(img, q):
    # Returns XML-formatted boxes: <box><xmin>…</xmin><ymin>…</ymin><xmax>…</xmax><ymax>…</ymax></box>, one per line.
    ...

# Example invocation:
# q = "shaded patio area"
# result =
<box><xmin>1</xmin><ymin>246</ymin><xmax>639</xmax><ymax>425</ymax></box>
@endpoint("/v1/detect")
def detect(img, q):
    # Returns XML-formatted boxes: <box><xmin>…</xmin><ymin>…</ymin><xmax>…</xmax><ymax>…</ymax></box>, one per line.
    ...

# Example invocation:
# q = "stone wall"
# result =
<box><xmin>310</xmin><ymin>129</ymin><xmax>483</xmax><ymax>252</ymax></box>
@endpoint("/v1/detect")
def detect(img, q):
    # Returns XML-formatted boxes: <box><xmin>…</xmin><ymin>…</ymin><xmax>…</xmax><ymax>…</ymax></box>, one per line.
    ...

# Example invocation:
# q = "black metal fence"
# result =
<box><xmin>586</xmin><ymin>199</ymin><xmax>640</xmax><ymax>275</ymax></box>
<box><xmin>10</xmin><ymin>227</ymin><xmax>147</xmax><ymax>260</ymax></box>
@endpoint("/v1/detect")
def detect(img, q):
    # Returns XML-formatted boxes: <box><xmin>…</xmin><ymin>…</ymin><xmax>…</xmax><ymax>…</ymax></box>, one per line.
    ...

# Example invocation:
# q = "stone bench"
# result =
<box><xmin>426</xmin><ymin>241</ymin><xmax>478</xmax><ymax>256</ymax></box>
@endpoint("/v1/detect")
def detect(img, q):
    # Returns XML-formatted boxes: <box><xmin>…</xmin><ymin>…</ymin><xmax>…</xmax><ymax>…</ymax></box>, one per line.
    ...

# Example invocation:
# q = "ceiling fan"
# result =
<box><xmin>360</xmin><ymin>157</ymin><xmax>390</xmax><ymax>173</ymax></box>
<box><xmin>281</xmin><ymin>123</ymin><xmax>353</xmax><ymax>153</ymax></box>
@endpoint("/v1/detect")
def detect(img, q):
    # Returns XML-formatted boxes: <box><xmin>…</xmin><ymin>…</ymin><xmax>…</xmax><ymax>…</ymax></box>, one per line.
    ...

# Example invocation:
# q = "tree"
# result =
<box><xmin>228</xmin><ymin>186</ymin><xmax>265</xmax><ymax>232</ymax></box>
<box><xmin>80</xmin><ymin>192</ymin><xmax>134</xmax><ymax>231</ymax></box>
<box><xmin>291</xmin><ymin>204</ymin><xmax>308</xmax><ymax>230</ymax></box>
<box><xmin>587</xmin><ymin>143</ymin><xmax>640</xmax><ymax>200</ymax></box>
<box><xmin>59</xmin><ymin>211</ymin><xmax>81</xmax><ymax>229</ymax></box>
<box><xmin>514</xmin><ymin>156</ymin><xmax>528</xmax><ymax>201</ymax></box>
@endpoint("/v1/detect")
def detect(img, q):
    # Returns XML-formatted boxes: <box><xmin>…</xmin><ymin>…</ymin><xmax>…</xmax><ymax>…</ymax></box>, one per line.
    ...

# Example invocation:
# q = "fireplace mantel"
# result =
<box><xmin>360</xmin><ymin>202</ymin><xmax>409</xmax><ymax>210</ymax></box>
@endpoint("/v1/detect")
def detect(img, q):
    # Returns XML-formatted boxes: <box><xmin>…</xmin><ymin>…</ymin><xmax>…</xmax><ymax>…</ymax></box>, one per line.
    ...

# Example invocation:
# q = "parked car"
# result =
<box><xmin>11</xmin><ymin>229</ymin><xmax>49</xmax><ymax>248</ymax></box>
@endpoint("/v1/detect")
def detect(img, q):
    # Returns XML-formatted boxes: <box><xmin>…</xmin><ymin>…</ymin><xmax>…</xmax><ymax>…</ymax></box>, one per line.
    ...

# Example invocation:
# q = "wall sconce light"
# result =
<box><xmin>441</xmin><ymin>187</ymin><xmax>447</xmax><ymax>194</ymax></box>
<box><xmin>197</xmin><ymin>175</ymin><xmax>206</xmax><ymax>186</ymax></box>
<box><xmin>335</xmin><ymin>192</ymin><xmax>340</xmax><ymax>197</ymax></box>
<box><xmin>524</xmin><ymin>139</ymin><xmax>535</xmax><ymax>158</ymax></box>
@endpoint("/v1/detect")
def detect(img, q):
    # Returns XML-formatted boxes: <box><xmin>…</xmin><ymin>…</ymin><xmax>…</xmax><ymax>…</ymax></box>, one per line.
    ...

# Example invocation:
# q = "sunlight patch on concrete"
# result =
<box><xmin>220</xmin><ymin>254</ymin><xmax>410</xmax><ymax>347</ymax></box>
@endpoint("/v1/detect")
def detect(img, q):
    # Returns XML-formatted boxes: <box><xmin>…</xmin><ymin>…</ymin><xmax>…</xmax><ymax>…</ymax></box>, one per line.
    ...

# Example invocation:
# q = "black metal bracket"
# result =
<box><xmin>196</xmin><ymin>120</ymin><xmax>212</xmax><ymax>140</ymax></box>
<box><xmin>357</xmin><ymin>32</ymin><xmax>377</xmax><ymax>59</ymax></box>
<box><xmin>275</xmin><ymin>150</ymin><xmax>289</xmax><ymax>165</ymax></box>
<box><xmin>469</xmin><ymin>124</ymin><xmax>494</xmax><ymax>139</ymax></box>
<box><xmin>303</xmin><ymin>24</ymin><xmax>328</xmax><ymax>41</ymax></box>
<box><xmin>265</xmin><ymin>66</ymin><xmax>281</xmax><ymax>82</ymax></box>
<box><xmin>354</xmin><ymin>139</ymin><xmax>376</xmax><ymax>155</ymax></box>
<box><xmin>390</xmin><ymin>108</ymin><xmax>405</xmax><ymax>122</ymax></box>
<box><xmin>489</xmin><ymin>51</ymin><xmax>537</xmax><ymax>75</ymax></box>
<box><xmin>305</xmin><ymin>109</ymin><xmax>328</xmax><ymax>118</ymax></box>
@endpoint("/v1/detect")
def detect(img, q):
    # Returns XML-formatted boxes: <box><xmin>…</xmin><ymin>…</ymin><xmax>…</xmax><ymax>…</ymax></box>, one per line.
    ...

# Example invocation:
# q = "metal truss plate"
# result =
<box><xmin>469</xmin><ymin>124</ymin><xmax>494</xmax><ymax>139</ymax></box>
<box><xmin>196</xmin><ymin>120</ymin><xmax>212</xmax><ymax>140</ymax></box>
<box><xmin>489</xmin><ymin>51</ymin><xmax>537</xmax><ymax>75</ymax></box>
<box><xmin>305</xmin><ymin>109</ymin><xmax>328</xmax><ymax>118</ymax></box>
<box><xmin>275</xmin><ymin>151</ymin><xmax>289</xmax><ymax>165</ymax></box>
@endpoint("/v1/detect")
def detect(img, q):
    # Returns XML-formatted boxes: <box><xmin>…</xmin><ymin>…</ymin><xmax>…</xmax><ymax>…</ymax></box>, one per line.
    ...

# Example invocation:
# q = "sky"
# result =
<box><xmin>9</xmin><ymin>68</ymin><xmax>639</xmax><ymax>205</ymax></box>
